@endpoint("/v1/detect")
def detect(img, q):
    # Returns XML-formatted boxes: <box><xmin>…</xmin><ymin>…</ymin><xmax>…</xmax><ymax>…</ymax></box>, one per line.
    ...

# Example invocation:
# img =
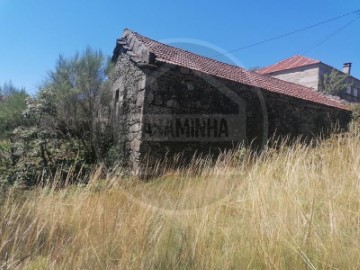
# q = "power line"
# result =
<box><xmin>301</xmin><ymin>15</ymin><xmax>360</xmax><ymax>54</ymax></box>
<box><xmin>212</xmin><ymin>9</ymin><xmax>360</xmax><ymax>58</ymax></box>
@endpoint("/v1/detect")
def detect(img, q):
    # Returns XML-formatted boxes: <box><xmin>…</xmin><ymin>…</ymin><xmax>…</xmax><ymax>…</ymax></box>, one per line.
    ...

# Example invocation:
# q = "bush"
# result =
<box><xmin>350</xmin><ymin>103</ymin><xmax>360</xmax><ymax>123</ymax></box>
<box><xmin>0</xmin><ymin>49</ymin><xmax>114</xmax><ymax>188</ymax></box>
<box><xmin>0</xmin><ymin>82</ymin><xmax>29</xmax><ymax>139</ymax></box>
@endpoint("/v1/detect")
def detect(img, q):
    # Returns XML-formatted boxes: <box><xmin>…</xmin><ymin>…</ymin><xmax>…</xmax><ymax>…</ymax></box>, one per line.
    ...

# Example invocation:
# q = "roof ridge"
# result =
<box><xmin>123</xmin><ymin>30</ymin><xmax>324</xmax><ymax>85</ymax></box>
<box><xmin>256</xmin><ymin>55</ymin><xmax>296</xmax><ymax>73</ymax></box>
<box><xmin>128</xmin><ymin>30</ymin><xmax>320</xmax><ymax>88</ymax></box>
<box><xmin>129</xmin><ymin>29</ymin><xmax>250</xmax><ymax>72</ymax></box>
<box><xmin>257</xmin><ymin>55</ymin><xmax>321</xmax><ymax>74</ymax></box>
<box><xmin>115</xmin><ymin>29</ymin><xmax>348</xmax><ymax>111</ymax></box>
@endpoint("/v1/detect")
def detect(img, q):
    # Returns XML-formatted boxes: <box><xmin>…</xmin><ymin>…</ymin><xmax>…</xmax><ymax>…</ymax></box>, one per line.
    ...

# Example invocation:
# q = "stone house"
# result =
<box><xmin>258</xmin><ymin>55</ymin><xmax>360</xmax><ymax>102</ymax></box>
<box><xmin>111</xmin><ymin>29</ymin><xmax>350</xmax><ymax>172</ymax></box>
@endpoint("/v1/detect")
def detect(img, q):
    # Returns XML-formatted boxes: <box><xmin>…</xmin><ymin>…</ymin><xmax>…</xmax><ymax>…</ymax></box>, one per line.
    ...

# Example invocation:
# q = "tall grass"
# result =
<box><xmin>1</xmin><ymin>126</ymin><xmax>360</xmax><ymax>269</ymax></box>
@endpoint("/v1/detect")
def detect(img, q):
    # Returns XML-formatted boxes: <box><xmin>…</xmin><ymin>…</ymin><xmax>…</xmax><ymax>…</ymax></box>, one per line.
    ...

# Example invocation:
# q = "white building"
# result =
<box><xmin>258</xmin><ymin>55</ymin><xmax>360</xmax><ymax>103</ymax></box>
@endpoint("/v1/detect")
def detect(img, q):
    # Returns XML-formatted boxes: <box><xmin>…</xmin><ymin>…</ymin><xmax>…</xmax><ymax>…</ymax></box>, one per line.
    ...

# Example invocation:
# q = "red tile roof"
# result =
<box><xmin>118</xmin><ymin>30</ymin><xmax>348</xmax><ymax>111</ymax></box>
<box><xmin>257</xmin><ymin>55</ymin><xmax>321</xmax><ymax>74</ymax></box>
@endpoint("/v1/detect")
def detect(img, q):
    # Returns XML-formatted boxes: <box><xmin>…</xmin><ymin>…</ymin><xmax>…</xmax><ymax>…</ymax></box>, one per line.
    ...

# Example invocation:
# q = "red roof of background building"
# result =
<box><xmin>257</xmin><ymin>55</ymin><xmax>321</xmax><ymax>74</ymax></box>
<box><xmin>119</xmin><ymin>30</ymin><xmax>347</xmax><ymax>111</ymax></box>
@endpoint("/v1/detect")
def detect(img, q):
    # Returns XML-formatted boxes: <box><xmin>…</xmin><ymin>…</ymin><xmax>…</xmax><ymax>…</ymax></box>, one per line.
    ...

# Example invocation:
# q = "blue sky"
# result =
<box><xmin>0</xmin><ymin>0</ymin><xmax>359</xmax><ymax>94</ymax></box>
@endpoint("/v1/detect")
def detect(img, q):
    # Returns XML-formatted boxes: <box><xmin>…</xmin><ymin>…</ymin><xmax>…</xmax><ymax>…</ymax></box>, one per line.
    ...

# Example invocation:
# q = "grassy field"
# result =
<box><xmin>1</xmin><ymin>127</ymin><xmax>360</xmax><ymax>269</ymax></box>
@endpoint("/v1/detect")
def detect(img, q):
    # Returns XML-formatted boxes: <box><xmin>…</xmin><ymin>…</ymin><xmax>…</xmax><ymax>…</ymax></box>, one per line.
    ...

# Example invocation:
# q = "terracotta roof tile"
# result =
<box><xmin>122</xmin><ymin>30</ymin><xmax>348</xmax><ymax>111</ymax></box>
<box><xmin>257</xmin><ymin>55</ymin><xmax>321</xmax><ymax>74</ymax></box>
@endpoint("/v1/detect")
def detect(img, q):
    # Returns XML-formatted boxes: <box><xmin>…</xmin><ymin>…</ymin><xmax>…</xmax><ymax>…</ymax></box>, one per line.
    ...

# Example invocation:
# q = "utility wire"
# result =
<box><xmin>212</xmin><ymin>9</ymin><xmax>360</xmax><ymax>57</ymax></box>
<box><xmin>301</xmin><ymin>15</ymin><xmax>360</xmax><ymax>54</ymax></box>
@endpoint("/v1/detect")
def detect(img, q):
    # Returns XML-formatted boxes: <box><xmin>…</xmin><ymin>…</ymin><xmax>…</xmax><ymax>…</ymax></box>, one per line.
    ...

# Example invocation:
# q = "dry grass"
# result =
<box><xmin>2</xmin><ymin>126</ymin><xmax>360</xmax><ymax>269</ymax></box>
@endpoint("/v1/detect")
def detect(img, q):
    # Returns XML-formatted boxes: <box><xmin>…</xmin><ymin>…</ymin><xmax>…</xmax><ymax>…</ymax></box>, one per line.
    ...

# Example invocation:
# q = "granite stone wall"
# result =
<box><xmin>263</xmin><ymin>91</ymin><xmax>350</xmax><ymax>140</ymax></box>
<box><xmin>139</xmin><ymin>64</ymin><xmax>269</xmax><ymax>163</ymax></box>
<box><xmin>111</xmin><ymin>58</ymin><xmax>350</xmax><ymax>172</ymax></box>
<box><xmin>111</xmin><ymin>53</ymin><xmax>146</xmax><ymax>170</ymax></box>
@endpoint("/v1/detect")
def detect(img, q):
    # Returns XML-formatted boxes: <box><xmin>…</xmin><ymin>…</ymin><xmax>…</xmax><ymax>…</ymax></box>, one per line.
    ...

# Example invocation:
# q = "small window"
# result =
<box><xmin>114</xmin><ymin>89</ymin><xmax>120</xmax><ymax>105</ymax></box>
<box><xmin>346</xmin><ymin>86</ymin><xmax>352</xmax><ymax>95</ymax></box>
<box><xmin>353</xmin><ymin>88</ymin><xmax>358</xmax><ymax>97</ymax></box>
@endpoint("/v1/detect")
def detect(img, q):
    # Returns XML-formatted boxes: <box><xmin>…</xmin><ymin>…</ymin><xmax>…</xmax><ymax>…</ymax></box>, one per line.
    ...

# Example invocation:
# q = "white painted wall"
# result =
<box><xmin>270</xmin><ymin>65</ymin><xmax>320</xmax><ymax>90</ymax></box>
<box><xmin>264</xmin><ymin>63</ymin><xmax>360</xmax><ymax>102</ymax></box>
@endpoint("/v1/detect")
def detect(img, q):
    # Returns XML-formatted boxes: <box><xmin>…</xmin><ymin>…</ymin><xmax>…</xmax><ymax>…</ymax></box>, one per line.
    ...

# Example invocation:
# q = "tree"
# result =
<box><xmin>319</xmin><ymin>69</ymin><xmax>350</xmax><ymax>95</ymax></box>
<box><xmin>0</xmin><ymin>83</ymin><xmax>30</xmax><ymax>186</ymax></box>
<box><xmin>37</xmin><ymin>47</ymin><xmax>113</xmax><ymax>162</ymax></box>
<box><xmin>1</xmin><ymin>48</ymin><xmax>114</xmax><ymax>187</ymax></box>
<box><xmin>0</xmin><ymin>82</ymin><xmax>29</xmax><ymax>139</ymax></box>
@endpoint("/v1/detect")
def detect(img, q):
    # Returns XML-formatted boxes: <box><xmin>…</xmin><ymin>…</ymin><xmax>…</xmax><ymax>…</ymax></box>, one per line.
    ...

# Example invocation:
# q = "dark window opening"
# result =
<box><xmin>115</xmin><ymin>89</ymin><xmax>120</xmax><ymax>106</ymax></box>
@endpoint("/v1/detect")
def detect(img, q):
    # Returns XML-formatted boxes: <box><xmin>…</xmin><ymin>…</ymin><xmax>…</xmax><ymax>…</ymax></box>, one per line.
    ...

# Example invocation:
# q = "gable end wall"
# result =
<box><xmin>111</xmin><ymin>53</ymin><xmax>146</xmax><ymax>171</ymax></box>
<box><xmin>269</xmin><ymin>64</ymin><xmax>320</xmax><ymax>90</ymax></box>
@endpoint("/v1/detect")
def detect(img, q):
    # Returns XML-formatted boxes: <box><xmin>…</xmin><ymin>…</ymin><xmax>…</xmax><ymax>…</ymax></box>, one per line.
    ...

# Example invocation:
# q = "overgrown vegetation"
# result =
<box><xmin>319</xmin><ymin>68</ymin><xmax>350</xmax><ymax>95</ymax></box>
<box><xmin>0</xmin><ymin>82</ymin><xmax>29</xmax><ymax>139</ymax></box>
<box><xmin>0</xmin><ymin>48</ymin><xmax>113</xmax><ymax>188</ymax></box>
<box><xmin>1</xmin><ymin>125</ymin><xmax>360</xmax><ymax>269</ymax></box>
<box><xmin>0</xmin><ymin>83</ymin><xmax>30</xmax><ymax>189</ymax></box>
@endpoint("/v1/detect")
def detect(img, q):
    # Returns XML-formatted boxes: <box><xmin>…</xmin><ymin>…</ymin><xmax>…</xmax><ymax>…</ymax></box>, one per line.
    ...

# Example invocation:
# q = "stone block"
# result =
<box><xmin>166</xmin><ymin>99</ymin><xmax>180</xmax><ymax>108</ymax></box>
<box><xmin>138</xmin><ymin>77</ymin><xmax>146</xmax><ymax>90</ymax></box>
<box><xmin>131</xmin><ymin>138</ymin><xmax>141</xmax><ymax>151</ymax></box>
<box><xmin>130</xmin><ymin>123</ymin><xmax>142</xmax><ymax>133</ymax></box>
<box><xmin>180</xmin><ymin>67</ymin><xmax>190</xmax><ymax>74</ymax></box>
<box><xmin>136</xmin><ymin>91</ymin><xmax>145</xmax><ymax>107</ymax></box>
<box><xmin>155</xmin><ymin>94</ymin><xmax>162</xmax><ymax>105</ymax></box>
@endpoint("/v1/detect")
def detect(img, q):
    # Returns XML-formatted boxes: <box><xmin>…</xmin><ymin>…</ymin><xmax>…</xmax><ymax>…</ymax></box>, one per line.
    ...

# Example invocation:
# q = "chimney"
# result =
<box><xmin>343</xmin><ymin>62</ymin><xmax>352</xmax><ymax>75</ymax></box>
